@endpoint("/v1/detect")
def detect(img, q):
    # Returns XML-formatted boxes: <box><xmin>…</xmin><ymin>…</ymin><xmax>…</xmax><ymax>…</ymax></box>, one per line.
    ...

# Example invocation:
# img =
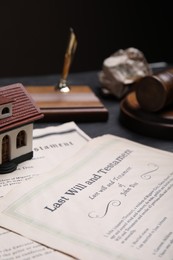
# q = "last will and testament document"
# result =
<box><xmin>0</xmin><ymin>122</ymin><xmax>90</xmax><ymax>259</ymax></box>
<box><xmin>0</xmin><ymin>135</ymin><xmax>173</xmax><ymax>260</ymax></box>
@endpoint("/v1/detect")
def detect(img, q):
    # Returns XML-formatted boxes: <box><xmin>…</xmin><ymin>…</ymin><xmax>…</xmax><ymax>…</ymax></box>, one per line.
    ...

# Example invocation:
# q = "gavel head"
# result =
<box><xmin>135</xmin><ymin>69</ymin><xmax>173</xmax><ymax>112</ymax></box>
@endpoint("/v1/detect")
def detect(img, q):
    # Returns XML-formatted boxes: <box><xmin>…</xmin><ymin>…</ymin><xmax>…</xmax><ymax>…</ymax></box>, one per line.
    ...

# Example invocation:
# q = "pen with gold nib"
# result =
<box><xmin>56</xmin><ymin>28</ymin><xmax>77</xmax><ymax>93</ymax></box>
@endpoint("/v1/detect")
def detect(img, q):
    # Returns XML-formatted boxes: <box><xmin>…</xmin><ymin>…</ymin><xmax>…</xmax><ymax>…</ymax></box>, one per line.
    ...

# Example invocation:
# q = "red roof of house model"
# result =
<box><xmin>0</xmin><ymin>83</ymin><xmax>44</xmax><ymax>133</ymax></box>
<box><xmin>0</xmin><ymin>95</ymin><xmax>14</xmax><ymax>105</ymax></box>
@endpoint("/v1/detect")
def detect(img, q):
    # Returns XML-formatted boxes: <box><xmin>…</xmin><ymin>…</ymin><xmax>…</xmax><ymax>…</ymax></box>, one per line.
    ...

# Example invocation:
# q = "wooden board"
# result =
<box><xmin>119</xmin><ymin>91</ymin><xmax>173</xmax><ymax>139</ymax></box>
<box><xmin>25</xmin><ymin>85</ymin><xmax>108</xmax><ymax>122</ymax></box>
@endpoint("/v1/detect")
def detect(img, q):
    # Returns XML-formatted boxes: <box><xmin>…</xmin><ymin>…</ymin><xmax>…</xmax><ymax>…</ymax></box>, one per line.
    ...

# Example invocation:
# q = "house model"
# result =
<box><xmin>0</xmin><ymin>83</ymin><xmax>44</xmax><ymax>174</ymax></box>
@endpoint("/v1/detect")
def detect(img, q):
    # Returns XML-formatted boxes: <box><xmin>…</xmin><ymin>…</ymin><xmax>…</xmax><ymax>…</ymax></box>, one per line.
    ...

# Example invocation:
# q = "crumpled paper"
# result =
<box><xmin>98</xmin><ymin>47</ymin><xmax>152</xmax><ymax>98</ymax></box>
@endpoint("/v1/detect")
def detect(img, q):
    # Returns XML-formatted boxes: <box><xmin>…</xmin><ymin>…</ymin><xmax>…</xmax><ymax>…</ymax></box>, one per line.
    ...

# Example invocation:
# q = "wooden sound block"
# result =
<box><xmin>25</xmin><ymin>85</ymin><xmax>108</xmax><ymax>122</ymax></box>
<box><xmin>119</xmin><ymin>91</ymin><xmax>173</xmax><ymax>139</ymax></box>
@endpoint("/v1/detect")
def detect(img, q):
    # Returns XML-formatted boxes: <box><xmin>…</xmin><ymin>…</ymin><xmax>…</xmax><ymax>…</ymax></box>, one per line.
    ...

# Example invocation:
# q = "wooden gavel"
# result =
<box><xmin>135</xmin><ymin>68</ymin><xmax>173</xmax><ymax>112</ymax></box>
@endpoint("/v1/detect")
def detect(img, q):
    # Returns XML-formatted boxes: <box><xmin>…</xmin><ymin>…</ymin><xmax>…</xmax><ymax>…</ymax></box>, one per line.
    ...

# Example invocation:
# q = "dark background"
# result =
<box><xmin>0</xmin><ymin>1</ymin><xmax>172</xmax><ymax>77</ymax></box>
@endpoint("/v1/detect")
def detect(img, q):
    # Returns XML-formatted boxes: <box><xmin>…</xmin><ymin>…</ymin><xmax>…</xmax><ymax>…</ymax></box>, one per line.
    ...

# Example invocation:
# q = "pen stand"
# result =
<box><xmin>25</xmin><ymin>30</ymin><xmax>108</xmax><ymax>122</ymax></box>
<box><xmin>26</xmin><ymin>85</ymin><xmax>108</xmax><ymax>122</ymax></box>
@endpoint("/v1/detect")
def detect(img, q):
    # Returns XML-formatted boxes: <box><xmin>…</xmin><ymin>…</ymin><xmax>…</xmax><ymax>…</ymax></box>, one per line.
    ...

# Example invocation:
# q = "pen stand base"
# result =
<box><xmin>26</xmin><ymin>85</ymin><xmax>108</xmax><ymax>122</ymax></box>
<box><xmin>119</xmin><ymin>91</ymin><xmax>173</xmax><ymax>139</ymax></box>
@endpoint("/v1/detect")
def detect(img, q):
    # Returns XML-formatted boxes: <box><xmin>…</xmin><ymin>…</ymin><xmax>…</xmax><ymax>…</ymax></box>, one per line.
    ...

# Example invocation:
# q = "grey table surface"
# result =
<box><xmin>0</xmin><ymin>70</ymin><xmax>173</xmax><ymax>153</ymax></box>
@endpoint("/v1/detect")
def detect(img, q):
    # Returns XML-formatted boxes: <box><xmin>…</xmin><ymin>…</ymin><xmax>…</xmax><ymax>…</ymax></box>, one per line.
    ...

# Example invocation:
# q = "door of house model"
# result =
<box><xmin>2</xmin><ymin>135</ymin><xmax>10</xmax><ymax>163</ymax></box>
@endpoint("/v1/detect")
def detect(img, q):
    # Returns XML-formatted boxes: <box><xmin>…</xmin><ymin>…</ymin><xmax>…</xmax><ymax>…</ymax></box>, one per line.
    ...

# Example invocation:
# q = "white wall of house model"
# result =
<box><xmin>0</xmin><ymin>124</ymin><xmax>33</xmax><ymax>164</ymax></box>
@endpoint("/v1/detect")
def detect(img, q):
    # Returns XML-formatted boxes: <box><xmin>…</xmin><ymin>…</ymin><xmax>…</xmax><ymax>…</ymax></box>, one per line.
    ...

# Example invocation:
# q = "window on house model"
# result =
<box><xmin>17</xmin><ymin>130</ymin><xmax>26</xmax><ymax>148</ymax></box>
<box><xmin>2</xmin><ymin>135</ymin><xmax>10</xmax><ymax>163</ymax></box>
<box><xmin>2</xmin><ymin>107</ymin><xmax>10</xmax><ymax>114</ymax></box>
